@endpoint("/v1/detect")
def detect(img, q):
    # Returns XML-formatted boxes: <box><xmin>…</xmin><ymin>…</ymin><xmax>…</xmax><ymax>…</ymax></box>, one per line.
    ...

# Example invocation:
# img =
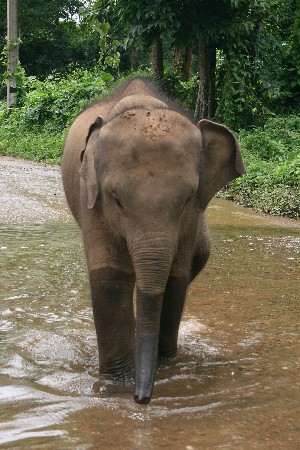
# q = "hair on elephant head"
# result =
<box><xmin>62</xmin><ymin>76</ymin><xmax>245</xmax><ymax>405</ymax></box>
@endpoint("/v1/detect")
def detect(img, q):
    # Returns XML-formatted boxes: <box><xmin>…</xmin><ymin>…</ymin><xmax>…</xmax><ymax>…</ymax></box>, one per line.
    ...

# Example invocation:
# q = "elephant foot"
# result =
<box><xmin>158</xmin><ymin>347</ymin><xmax>177</xmax><ymax>363</ymax></box>
<box><xmin>99</xmin><ymin>357</ymin><xmax>135</xmax><ymax>385</ymax></box>
<box><xmin>100</xmin><ymin>368</ymin><xmax>135</xmax><ymax>384</ymax></box>
<box><xmin>94</xmin><ymin>377</ymin><xmax>135</xmax><ymax>396</ymax></box>
<box><xmin>158</xmin><ymin>339</ymin><xmax>178</xmax><ymax>361</ymax></box>
<box><xmin>158</xmin><ymin>355</ymin><xmax>177</xmax><ymax>366</ymax></box>
<box><xmin>96</xmin><ymin>366</ymin><xmax>135</xmax><ymax>395</ymax></box>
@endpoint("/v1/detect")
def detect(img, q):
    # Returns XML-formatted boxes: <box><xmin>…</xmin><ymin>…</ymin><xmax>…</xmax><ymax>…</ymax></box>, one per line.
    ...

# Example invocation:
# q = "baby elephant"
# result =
<box><xmin>62</xmin><ymin>77</ymin><xmax>245</xmax><ymax>404</ymax></box>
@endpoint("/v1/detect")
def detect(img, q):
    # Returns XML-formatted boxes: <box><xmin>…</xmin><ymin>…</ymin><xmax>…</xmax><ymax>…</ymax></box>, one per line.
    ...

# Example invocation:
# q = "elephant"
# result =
<box><xmin>61</xmin><ymin>77</ymin><xmax>245</xmax><ymax>405</ymax></box>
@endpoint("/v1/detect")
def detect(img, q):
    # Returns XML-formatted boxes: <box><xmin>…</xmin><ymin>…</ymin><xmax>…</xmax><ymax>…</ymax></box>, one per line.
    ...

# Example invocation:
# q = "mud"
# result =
<box><xmin>0</xmin><ymin>158</ymin><xmax>299</xmax><ymax>449</ymax></box>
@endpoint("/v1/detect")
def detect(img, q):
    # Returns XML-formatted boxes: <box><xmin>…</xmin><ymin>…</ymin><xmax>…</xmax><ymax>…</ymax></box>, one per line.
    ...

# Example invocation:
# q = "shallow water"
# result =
<box><xmin>0</xmin><ymin>162</ymin><xmax>299</xmax><ymax>449</ymax></box>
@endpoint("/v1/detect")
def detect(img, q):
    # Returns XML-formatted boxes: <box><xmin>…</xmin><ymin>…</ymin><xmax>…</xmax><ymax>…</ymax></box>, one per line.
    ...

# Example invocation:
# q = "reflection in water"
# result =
<box><xmin>0</xmin><ymin>200</ymin><xmax>299</xmax><ymax>449</ymax></box>
<box><xmin>133</xmin><ymin>428</ymin><xmax>154</xmax><ymax>450</ymax></box>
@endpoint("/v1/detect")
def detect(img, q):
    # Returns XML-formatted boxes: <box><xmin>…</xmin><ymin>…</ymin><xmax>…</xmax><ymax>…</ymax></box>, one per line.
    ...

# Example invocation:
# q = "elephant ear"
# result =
<box><xmin>79</xmin><ymin>117</ymin><xmax>103</xmax><ymax>209</ymax></box>
<box><xmin>195</xmin><ymin>119</ymin><xmax>246</xmax><ymax>212</ymax></box>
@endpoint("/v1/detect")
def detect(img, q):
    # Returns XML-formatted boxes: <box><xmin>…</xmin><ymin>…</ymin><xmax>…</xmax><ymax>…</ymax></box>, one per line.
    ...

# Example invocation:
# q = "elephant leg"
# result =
<box><xmin>190</xmin><ymin>249</ymin><xmax>210</xmax><ymax>281</ymax></box>
<box><xmin>89</xmin><ymin>267</ymin><xmax>135</xmax><ymax>381</ymax></box>
<box><xmin>190</xmin><ymin>221</ymin><xmax>211</xmax><ymax>282</ymax></box>
<box><xmin>158</xmin><ymin>219</ymin><xmax>211</xmax><ymax>360</ymax></box>
<box><xmin>158</xmin><ymin>276</ymin><xmax>188</xmax><ymax>359</ymax></box>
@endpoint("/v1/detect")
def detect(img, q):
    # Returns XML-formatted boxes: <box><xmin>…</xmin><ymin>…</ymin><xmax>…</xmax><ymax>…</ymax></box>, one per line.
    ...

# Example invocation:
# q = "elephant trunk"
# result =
<box><xmin>134</xmin><ymin>290</ymin><xmax>163</xmax><ymax>404</ymax></box>
<box><xmin>129</xmin><ymin>232</ymin><xmax>175</xmax><ymax>404</ymax></box>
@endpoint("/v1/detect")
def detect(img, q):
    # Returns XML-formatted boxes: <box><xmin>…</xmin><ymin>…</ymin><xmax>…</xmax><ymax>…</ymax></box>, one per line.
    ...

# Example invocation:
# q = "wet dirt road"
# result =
<box><xmin>0</xmin><ymin>158</ymin><xmax>299</xmax><ymax>449</ymax></box>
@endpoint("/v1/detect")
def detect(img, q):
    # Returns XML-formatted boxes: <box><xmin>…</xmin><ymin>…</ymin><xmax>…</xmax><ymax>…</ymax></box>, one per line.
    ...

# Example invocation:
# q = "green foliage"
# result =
<box><xmin>14</xmin><ymin>1</ymin><xmax>90</xmax><ymax>76</ymax></box>
<box><xmin>219</xmin><ymin>116</ymin><xmax>300</xmax><ymax>218</ymax></box>
<box><xmin>221</xmin><ymin>176</ymin><xmax>300</xmax><ymax>219</ymax></box>
<box><xmin>1</xmin><ymin>0</ymin><xmax>299</xmax><ymax>124</ymax></box>
<box><xmin>14</xmin><ymin>67</ymin><xmax>112</xmax><ymax>128</ymax></box>
<box><xmin>0</xmin><ymin>38</ymin><xmax>27</xmax><ymax>106</ymax></box>
<box><xmin>19</xmin><ymin>20</ymin><xmax>100</xmax><ymax>77</ymax></box>
<box><xmin>79</xmin><ymin>3</ymin><xmax>122</xmax><ymax>72</ymax></box>
<box><xmin>0</xmin><ymin>123</ymin><xmax>65</xmax><ymax>163</ymax></box>
<box><xmin>239</xmin><ymin>116</ymin><xmax>300</xmax><ymax>162</ymax></box>
<box><xmin>291</xmin><ymin>0</ymin><xmax>300</xmax><ymax>78</ymax></box>
<box><xmin>215</xmin><ymin>45</ymin><xmax>268</xmax><ymax>129</ymax></box>
<box><xmin>161</xmin><ymin>72</ymin><xmax>198</xmax><ymax>110</ymax></box>
<box><xmin>0</xmin><ymin>67</ymin><xmax>113</xmax><ymax>163</ymax></box>
<box><xmin>117</xmin><ymin>0</ymin><xmax>178</xmax><ymax>42</ymax></box>
<box><xmin>212</xmin><ymin>1</ymin><xmax>292</xmax><ymax>128</ymax></box>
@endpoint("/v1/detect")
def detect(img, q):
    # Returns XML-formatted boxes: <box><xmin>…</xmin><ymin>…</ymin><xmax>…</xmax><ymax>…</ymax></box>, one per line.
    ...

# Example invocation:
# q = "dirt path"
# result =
<box><xmin>0</xmin><ymin>157</ymin><xmax>71</xmax><ymax>224</ymax></box>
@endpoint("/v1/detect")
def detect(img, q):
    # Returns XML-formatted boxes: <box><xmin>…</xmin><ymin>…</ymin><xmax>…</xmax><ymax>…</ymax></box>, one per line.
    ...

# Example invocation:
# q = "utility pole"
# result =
<box><xmin>7</xmin><ymin>0</ymin><xmax>19</xmax><ymax>108</ymax></box>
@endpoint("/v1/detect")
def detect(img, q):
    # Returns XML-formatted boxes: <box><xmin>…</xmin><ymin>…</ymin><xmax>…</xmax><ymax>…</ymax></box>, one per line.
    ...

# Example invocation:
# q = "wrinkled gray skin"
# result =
<box><xmin>62</xmin><ymin>78</ymin><xmax>245</xmax><ymax>404</ymax></box>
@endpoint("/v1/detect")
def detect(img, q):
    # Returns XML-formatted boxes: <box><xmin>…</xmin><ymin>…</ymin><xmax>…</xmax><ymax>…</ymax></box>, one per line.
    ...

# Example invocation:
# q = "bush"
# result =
<box><xmin>0</xmin><ymin>122</ymin><xmax>65</xmax><ymax>164</ymax></box>
<box><xmin>218</xmin><ymin>115</ymin><xmax>300</xmax><ymax>219</ymax></box>
<box><xmin>239</xmin><ymin>116</ymin><xmax>300</xmax><ymax>162</ymax></box>
<box><xmin>13</xmin><ymin>67</ymin><xmax>113</xmax><ymax>129</ymax></box>
<box><xmin>0</xmin><ymin>67</ymin><xmax>113</xmax><ymax>163</ymax></box>
<box><xmin>161</xmin><ymin>72</ymin><xmax>198</xmax><ymax>111</ymax></box>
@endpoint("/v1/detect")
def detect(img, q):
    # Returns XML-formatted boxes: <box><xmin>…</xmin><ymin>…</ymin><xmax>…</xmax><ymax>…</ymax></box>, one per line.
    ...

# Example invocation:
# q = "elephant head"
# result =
<box><xmin>78</xmin><ymin>101</ymin><xmax>245</xmax><ymax>404</ymax></box>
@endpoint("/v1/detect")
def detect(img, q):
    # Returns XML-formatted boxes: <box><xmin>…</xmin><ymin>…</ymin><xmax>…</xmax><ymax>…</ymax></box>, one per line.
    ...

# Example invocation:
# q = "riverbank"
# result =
<box><xmin>0</xmin><ymin>157</ymin><xmax>70</xmax><ymax>224</ymax></box>
<box><xmin>218</xmin><ymin>116</ymin><xmax>300</xmax><ymax>219</ymax></box>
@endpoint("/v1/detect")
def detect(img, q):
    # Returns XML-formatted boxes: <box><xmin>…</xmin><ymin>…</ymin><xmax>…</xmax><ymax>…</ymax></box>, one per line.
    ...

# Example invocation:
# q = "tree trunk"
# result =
<box><xmin>194</xmin><ymin>40</ymin><xmax>216</xmax><ymax>120</ymax></box>
<box><xmin>173</xmin><ymin>47</ymin><xmax>183</xmax><ymax>72</ymax></box>
<box><xmin>195</xmin><ymin>41</ymin><xmax>208</xmax><ymax>120</ymax></box>
<box><xmin>182</xmin><ymin>47</ymin><xmax>193</xmax><ymax>80</ymax></box>
<box><xmin>208</xmin><ymin>45</ymin><xmax>217</xmax><ymax>118</ymax></box>
<box><xmin>130</xmin><ymin>47</ymin><xmax>138</xmax><ymax>71</ymax></box>
<box><xmin>151</xmin><ymin>37</ymin><xmax>164</xmax><ymax>81</ymax></box>
<box><xmin>7</xmin><ymin>0</ymin><xmax>19</xmax><ymax>108</ymax></box>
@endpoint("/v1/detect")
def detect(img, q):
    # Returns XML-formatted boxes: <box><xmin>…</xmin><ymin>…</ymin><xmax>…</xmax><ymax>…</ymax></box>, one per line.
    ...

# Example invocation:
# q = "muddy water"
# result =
<box><xmin>0</xmin><ymin>159</ymin><xmax>299</xmax><ymax>449</ymax></box>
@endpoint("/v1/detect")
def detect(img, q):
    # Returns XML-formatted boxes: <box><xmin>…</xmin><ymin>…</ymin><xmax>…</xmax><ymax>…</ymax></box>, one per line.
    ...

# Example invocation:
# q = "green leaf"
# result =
<box><xmin>99</xmin><ymin>38</ymin><xmax>106</xmax><ymax>50</ymax></box>
<box><xmin>101</xmin><ymin>72</ymin><xmax>113</xmax><ymax>82</ymax></box>
<box><xmin>101</xmin><ymin>21</ymin><xmax>110</xmax><ymax>34</ymax></box>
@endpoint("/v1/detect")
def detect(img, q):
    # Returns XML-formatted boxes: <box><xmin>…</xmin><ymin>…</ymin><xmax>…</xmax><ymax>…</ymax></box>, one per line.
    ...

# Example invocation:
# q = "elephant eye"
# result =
<box><xmin>181</xmin><ymin>195</ymin><xmax>193</xmax><ymax>214</ymax></box>
<box><xmin>184</xmin><ymin>195</ymin><xmax>193</xmax><ymax>207</ymax></box>
<box><xmin>111</xmin><ymin>192</ymin><xmax>124</xmax><ymax>210</ymax></box>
